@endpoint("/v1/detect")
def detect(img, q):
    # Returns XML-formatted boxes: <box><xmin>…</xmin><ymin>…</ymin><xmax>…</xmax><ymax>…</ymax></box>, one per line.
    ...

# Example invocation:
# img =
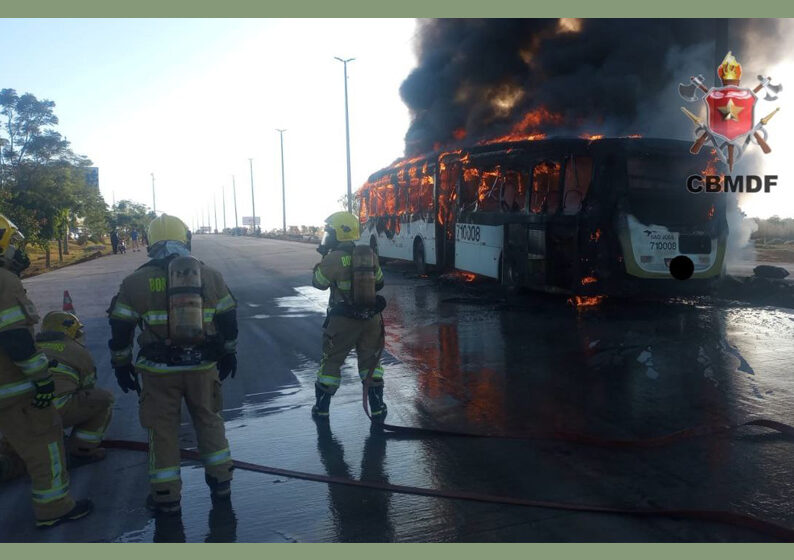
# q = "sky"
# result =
<box><xmin>0</xmin><ymin>18</ymin><xmax>791</xmax><ymax>224</ymax></box>
<box><xmin>0</xmin><ymin>18</ymin><xmax>417</xmax><ymax>231</ymax></box>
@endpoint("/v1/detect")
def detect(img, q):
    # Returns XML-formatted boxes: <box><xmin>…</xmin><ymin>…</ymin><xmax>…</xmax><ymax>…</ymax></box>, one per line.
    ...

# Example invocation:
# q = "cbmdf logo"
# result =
<box><xmin>678</xmin><ymin>51</ymin><xmax>781</xmax><ymax>172</ymax></box>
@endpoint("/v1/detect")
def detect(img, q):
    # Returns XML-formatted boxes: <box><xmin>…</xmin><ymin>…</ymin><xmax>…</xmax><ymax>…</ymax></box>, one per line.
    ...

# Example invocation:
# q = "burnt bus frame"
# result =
<box><xmin>359</xmin><ymin>138</ymin><xmax>726</xmax><ymax>295</ymax></box>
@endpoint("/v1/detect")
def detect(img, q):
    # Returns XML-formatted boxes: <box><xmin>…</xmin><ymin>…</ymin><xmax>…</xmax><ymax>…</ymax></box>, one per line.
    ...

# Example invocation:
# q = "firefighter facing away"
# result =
<box><xmin>312</xmin><ymin>211</ymin><xmax>387</xmax><ymax>420</ymax></box>
<box><xmin>0</xmin><ymin>214</ymin><xmax>93</xmax><ymax>528</ymax></box>
<box><xmin>107</xmin><ymin>214</ymin><xmax>238</xmax><ymax>515</ymax></box>
<box><xmin>1</xmin><ymin>310</ymin><xmax>115</xmax><ymax>481</ymax></box>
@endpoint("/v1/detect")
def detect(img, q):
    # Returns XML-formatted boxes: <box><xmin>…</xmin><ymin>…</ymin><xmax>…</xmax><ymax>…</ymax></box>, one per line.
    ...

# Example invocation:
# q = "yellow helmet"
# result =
<box><xmin>41</xmin><ymin>311</ymin><xmax>84</xmax><ymax>341</ymax></box>
<box><xmin>325</xmin><ymin>211</ymin><xmax>360</xmax><ymax>242</ymax></box>
<box><xmin>0</xmin><ymin>214</ymin><xmax>30</xmax><ymax>273</ymax></box>
<box><xmin>148</xmin><ymin>214</ymin><xmax>188</xmax><ymax>246</ymax></box>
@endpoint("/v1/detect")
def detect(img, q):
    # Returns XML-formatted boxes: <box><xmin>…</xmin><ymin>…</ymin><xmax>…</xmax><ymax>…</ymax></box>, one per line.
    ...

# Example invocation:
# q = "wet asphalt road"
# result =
<box><xmin>2</xmin><ymin>235</ymin><xmax>794</xmax><ymax>542</ymax></box>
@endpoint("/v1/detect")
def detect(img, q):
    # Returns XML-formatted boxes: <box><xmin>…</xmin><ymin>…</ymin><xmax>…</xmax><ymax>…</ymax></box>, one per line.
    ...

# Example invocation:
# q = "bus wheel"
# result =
<box><xmin>413</xmin><ymin>238</ymin><xmax>426</xmax><ymax>275</ymax></box>
<box><xmin>370</xmin><ymin>236</ymin><xmax>378</xmax><ymax>256</ymax></box>
<box><xmin>501</xmin><ymin>255</ymin><xmax>519</xmax><ymax>288</ymax></box>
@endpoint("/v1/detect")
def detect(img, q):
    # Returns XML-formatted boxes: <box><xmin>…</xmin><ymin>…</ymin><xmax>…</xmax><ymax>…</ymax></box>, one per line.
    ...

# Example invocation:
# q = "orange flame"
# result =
<box><xmin>453</xmin><ymin>128</ymin><xmax>467</xmax><ymax>141</ymax></box>
<box><xmin>580</xmin><ymin>276</ymin><xmax>597</xmax><ymax>286</ymax></box>
<box><xmin>568</xmin><ymin>295</ymin><xmax>605</xmax><ymax>308</ymax></box>
<box><xmin>479</xmin><ymin>107</ymin><xmax>562</xmax><ymax>145</ymax></box>
<box><xmin>580</xmin><ymin>133</ymin><xmax>604</xmax><ymax>141</ymax></box>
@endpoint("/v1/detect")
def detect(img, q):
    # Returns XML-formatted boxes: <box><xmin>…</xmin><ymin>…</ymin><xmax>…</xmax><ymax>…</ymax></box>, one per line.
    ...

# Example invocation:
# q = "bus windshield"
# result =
<box><xmin>626</xmin><ymin>155</ymin><xmax>721</xmax><ymax>228</ymax></box>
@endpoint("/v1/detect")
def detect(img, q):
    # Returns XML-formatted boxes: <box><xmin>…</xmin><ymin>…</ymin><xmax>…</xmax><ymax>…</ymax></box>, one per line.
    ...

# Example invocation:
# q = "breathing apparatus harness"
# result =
<box><xmin>135</xmin><ymin>256</ymin><xmax>227</xmax><ymax>367</ymax></box>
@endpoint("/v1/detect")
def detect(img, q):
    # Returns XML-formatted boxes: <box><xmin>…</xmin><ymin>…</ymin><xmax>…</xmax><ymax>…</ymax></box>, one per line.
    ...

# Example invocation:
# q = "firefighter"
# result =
<box><xmin>37</xmin><ymin>311</ymin><xmax>114</xmax><ymax>460</ymax></box>
<box><xmin>107</xmin><ymin>214</ymin><xmax>238</xmax><ymax>515</ymax></box>
<box><xmin>0</xmin><ymin>311</ymin><xmax>115</xmax><ymax>481</ymax></box>
<box><xmin>311</xmin><ymin>211</ymin><xmax>387</xmax><ymax>420</ymax></box>
<box><xmin>0</xmin><ymin>214</ymin><xmax>93</xmax><ymax>528</ymax></box>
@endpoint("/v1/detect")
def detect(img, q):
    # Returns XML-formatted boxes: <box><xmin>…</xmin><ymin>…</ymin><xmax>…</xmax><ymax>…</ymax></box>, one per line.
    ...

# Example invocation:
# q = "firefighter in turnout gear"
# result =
<box><xmin>107</xmin><ymin>214</ymin><xmax>238</xmax><ymax>515</ymax></box>
<box><xmin>1</xmin><ymin>311</ymin><xmax>115</xmax><ymax>481</ymax></box>
<box><xmin>312</xmin><ymin>212</ymin><xmax>387</xmax><ymax>420</ymax></box>
<box><xmin>0</xmin><ymin>214</ymin><xmax>93</xmax><ymax>528</ymax></box>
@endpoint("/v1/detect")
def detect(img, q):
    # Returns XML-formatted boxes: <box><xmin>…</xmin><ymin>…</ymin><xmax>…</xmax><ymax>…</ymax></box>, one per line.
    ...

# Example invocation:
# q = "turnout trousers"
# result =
<box><xmin>0</xmin><ymin>394</ymin><xmax>75</xmax><ymax>521</ymax></box>
<box><xmin>316</xmin><ymin>314</ymin><xmax>385</xmax><ymax>395</ymax></box>
<box><xmin>138</xmin><ymin>367</ymin><xmax>232</xmax><ymax>504</ymax></box>
<box><xmin>0</xmin><ymin>388</ymin><xmax>114</xmax><ymax>481</ymax></box>
<box><xmin>58</xmin><ymin>388</ymin><xmax>114</xmax><ymax>457</ymax></box>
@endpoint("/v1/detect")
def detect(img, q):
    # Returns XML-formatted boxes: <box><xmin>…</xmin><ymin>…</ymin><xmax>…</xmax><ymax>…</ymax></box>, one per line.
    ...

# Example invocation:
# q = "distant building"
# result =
<box><xmin>84</xmin><ymin>167</ymin><xmax>99</xmax><ymax>189</ymax></box>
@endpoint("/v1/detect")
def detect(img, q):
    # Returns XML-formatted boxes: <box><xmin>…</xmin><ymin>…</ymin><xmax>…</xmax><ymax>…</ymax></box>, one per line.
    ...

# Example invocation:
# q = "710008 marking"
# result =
<box><xmin>456</xmin><ymin>224</ymin><xmax>481</xmax><ymax>242</ymax></box>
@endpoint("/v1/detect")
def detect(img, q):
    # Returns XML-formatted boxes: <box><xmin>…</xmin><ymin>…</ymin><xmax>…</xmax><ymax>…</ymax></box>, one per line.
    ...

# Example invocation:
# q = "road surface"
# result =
<box><xmin>2</xmin><ymin>235</ymin><xmax>794</xmax><ymax>542</ymax></box>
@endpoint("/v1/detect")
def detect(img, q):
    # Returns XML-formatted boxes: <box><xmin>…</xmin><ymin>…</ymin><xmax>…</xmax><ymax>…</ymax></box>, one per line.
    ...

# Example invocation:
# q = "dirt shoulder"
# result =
<box><xmin>21</xmin><ymin>242</ymin><xmax>110</xmax><ymax>279</ymax></box>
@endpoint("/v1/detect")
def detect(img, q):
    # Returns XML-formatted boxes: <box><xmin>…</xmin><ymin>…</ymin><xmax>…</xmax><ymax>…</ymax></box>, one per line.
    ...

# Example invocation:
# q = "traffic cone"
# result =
<box><xmin>63</xmin><ymin>290</ymin><xmax>75</xmax><ymax>313</ymax></box>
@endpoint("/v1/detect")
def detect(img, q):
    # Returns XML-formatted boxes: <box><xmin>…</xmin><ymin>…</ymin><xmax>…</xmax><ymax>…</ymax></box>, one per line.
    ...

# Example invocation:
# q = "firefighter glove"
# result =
<box><xmin>219</xmin><ymin>353</ymin><xmax>237</xmax><ymax>381</ymax></box>
<box><xmin>32</xmin><ymin>377</ymin><xmax>55</xmax><ymax>409</ymax></box>
<box><xmin>115</xmin><ymin>364</ymin><xmax>140</xmax><ymax>393</ymax></box>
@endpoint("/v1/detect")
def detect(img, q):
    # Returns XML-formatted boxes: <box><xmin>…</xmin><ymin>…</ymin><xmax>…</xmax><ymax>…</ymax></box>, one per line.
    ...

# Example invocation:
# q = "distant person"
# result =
<box><xmin>131</xmin><ymin>229</ymin><xmax>140</xmax><ymax>252</ymax></box>
<box><xmin>110</xmin><ymin>229</ymin><xmax>119</xmax><ymax>255</ymax></box>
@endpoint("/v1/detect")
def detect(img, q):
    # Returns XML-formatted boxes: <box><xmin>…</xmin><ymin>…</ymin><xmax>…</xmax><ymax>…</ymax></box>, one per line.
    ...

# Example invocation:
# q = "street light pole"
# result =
<box><xmin>222</xmin><ymin>185</ymin><xmax>227</xmax><ymax>231</ymax></box>
<box><xmin>213</xmin><ymin>195</ymin><xmax>218</xmax><ymax>234</ymax></box>
<box><xmin>232</xmin><ymin>175</ymin><xmax>239</xmax><ymax>231</ymax></box>
<box><xmin>248</xmin><ymin>158</ymin><xmax>257</xmax><ymax>236</ymax></box>
<box><xmin>334</xmin><ymin>56</ymin><xmax>355</xmax><ymax>212</ymax></box>
<box><xmin>276</xmin><ymin>129</ymin><xmax>287</xmax><ymax>235</ymax></box>
<box><xmin>150</xmin><ymin>173</ymin><xmax>156</xmax><ymax>214</ymax></box>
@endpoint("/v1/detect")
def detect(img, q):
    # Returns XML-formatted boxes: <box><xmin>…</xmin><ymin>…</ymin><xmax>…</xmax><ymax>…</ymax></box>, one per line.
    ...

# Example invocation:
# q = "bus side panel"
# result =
<box><xmin>455</xmin><ymin>223</ymin><xmax>503</xmax><ymax>279</ymax></box>
<box><xmin>361</xmin><ymin>218</ymin><xmax>437</xmax><ymax>265</ymax></box>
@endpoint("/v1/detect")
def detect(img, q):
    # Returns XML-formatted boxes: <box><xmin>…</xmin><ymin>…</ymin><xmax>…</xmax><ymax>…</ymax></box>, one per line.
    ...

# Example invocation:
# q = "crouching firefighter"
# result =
<box><xmin>312</xmin><ymin>212</ymin><xmax>387</xmax><ymax>421</ymax></box>
<box><xmin>107</xmin><ymin>214</ymin><xmax>238</xmax><ymax>515</ymax></box>
<box><xmin>1</xmin><ymin>311</ymin><xmax>115</xmax><ymax>482</ymax></box>
<box><xmin>0</xmin><ymin>214</ymin><xmax>93</xmax><ymax>528</ymax></box>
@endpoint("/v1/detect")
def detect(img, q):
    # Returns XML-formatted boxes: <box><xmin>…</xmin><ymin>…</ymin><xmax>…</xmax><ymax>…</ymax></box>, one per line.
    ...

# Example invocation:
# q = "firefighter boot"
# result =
<box><xmin>205</xmin><ymin>473</ymin><xmax>231</xmax><ymax>503</ymax></box>
<box><xmin>367</xmin><ymin>386</ymin><xmax>388</xmax><ymax>422</ymax></box>
<box><xmin>312</xmin><ymin>385</ymin><xmax>332</xmax><ymax>419</ymax></box>
<box><xmin>36</xmin><ymin>499</ymin><xmax>94</xmax><ymax>529</ymax></box>
<box><xmin>146</xmin><ymin>495</ymin><xmax>182</xmax><ymax>516</ymax></box>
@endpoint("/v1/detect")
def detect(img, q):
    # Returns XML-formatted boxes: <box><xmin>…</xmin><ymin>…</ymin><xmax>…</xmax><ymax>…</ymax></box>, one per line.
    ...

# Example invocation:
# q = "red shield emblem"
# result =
<box><xmin>705</xmin><ymin>86</ymin><xmax>756</xmax><ymax>142</ymax></box>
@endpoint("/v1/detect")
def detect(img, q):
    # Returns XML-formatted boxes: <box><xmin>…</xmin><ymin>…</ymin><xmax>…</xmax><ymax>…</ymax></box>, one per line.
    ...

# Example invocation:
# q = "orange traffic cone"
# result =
<box><xmin>62</xmin><ymin>290</ymin><xmax>75</xmax><ymax>313</ymax></box>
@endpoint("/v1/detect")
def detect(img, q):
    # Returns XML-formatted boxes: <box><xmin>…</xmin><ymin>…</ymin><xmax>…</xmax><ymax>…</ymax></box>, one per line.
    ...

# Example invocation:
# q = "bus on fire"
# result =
<box><xmin>356</xmin><ymin>138</ymin><xmax>727</xmax><ymax>295</ymax></box>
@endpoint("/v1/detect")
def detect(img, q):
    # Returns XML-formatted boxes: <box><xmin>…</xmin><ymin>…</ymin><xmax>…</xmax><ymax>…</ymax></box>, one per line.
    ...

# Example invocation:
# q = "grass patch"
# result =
<box><xmin>22</xmin><ymin>240</ymin><xmax>110</xmax><ymax>278</ymax></box>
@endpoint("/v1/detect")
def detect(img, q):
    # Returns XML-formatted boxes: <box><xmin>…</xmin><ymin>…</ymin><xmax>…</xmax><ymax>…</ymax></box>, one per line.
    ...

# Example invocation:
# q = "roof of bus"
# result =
<box><xmin>364</xmin><ymin>137</ymin><xmax>698</xmax><ymax>184</ymax></box>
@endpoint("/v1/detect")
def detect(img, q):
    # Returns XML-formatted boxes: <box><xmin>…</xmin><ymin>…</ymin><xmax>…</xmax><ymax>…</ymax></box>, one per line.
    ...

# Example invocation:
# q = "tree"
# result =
<box><xmin>0</xmin><ymin>88</ymin><xmax>109</xmax><ymax>266</ymax></box>
<box><xmin>337</xmin><ymin>192</ymin><xmax>361</xmax><ymax>216</ymax></box>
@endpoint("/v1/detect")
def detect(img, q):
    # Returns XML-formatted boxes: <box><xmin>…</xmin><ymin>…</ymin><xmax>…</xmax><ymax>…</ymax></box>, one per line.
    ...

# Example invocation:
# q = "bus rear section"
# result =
<box><xmin>612</xmin><ymin>144</ymin><xmax>728</xmax><ymax>294</ymax></box>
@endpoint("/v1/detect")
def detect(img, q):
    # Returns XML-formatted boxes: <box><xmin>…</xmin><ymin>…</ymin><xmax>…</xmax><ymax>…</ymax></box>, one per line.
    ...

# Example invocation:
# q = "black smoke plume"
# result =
<box><xmin>399</xmin><ymin>19</ymin><xmax>783</xmax><ymax>156</ymax></box>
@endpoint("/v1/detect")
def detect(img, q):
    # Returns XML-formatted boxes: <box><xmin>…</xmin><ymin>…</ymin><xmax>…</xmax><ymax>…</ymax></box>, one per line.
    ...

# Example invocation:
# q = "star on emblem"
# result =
<box><xmin>718</xmin><ymin>98</ymin><xmax>744</xmax><ymax>121</ymax></box>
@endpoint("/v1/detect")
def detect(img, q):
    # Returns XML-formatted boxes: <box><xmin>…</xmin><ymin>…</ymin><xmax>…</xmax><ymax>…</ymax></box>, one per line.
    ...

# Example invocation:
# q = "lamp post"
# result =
<box><xmin>222</xmin><ymin>185</ymin><xmax>227</xmax><ymax>231</ymax></box>
<box><xmin>248</xmin><ymin>158</ymin><xmax>257</xmax><ymax>236</ymax></box>
<box><xmin>150</xmin><ymin>172</ymin><xmax>156</xmax><ymax>214</ymax></box>
<box><xmin>334</xmin><ymin>56</ymin><xmax>355</xmax><ymax>212</ymax></box>
<box><xmin>276</xmin><ymin>129</ymin><xmax>287</xmax><ymax>235</ymax></box>
<box><xmin>232</xmin><ymin>174</ymin><xmax>239</xmax><ymax>232</ymax></box>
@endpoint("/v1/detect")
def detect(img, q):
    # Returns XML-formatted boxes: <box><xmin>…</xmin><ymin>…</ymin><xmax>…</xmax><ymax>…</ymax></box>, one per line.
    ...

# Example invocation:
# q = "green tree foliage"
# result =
<box><xmin>0</xmin><ymin>88</ymin><xmax>109</xmax><ymax>263</ymax></box>
<box><xmin>109</xmin><ymin>199</ymin><xmax>155</xmax><ymax>235</ymax></box>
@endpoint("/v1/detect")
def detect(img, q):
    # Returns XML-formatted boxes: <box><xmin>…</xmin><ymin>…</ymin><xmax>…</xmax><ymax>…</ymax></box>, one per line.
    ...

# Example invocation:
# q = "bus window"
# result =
<box><xmin>502</xmin><ymin>170</ymin><xmax>528</xmax><ymax>212</ymax></box>
<box><xmin>562</xmin><ymin>156</ymin><xmax>592</xmax><ymax>215</ymax></box>
<box><xmin>409</xmin><ymin>168</ymin><xmax>434</xmax><ymax>214</ymax></box>
<box><xmin>531</xmin><ymin>161</ymin><xmax>561</xmax><ymax>214</ymax></box>
<box><xmin>477</xmin><ymin>170</ymin><xmax>502</xmax><ymax>212</ymax></box>
<box><xmin>359</xmin><ymin>186</ymin><xmax>370</xmax><ymax>222</ymax></box>
<box><xmin>460</xmin><ymin>166</ymin><xmax>480</xmax><ymax>212</ymax></box>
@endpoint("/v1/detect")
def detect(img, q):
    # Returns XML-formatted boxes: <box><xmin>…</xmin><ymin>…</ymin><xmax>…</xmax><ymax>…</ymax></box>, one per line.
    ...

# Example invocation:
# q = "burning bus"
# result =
<box><xmin>356</xmin><ymin>137</ymin><xmax>727</xmax><ymax>295</ymax></box>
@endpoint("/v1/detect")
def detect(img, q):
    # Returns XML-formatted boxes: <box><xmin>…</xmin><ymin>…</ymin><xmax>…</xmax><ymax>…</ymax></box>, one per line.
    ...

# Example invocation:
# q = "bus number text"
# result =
<box><xmin>456</xmin><ymin>224</ymin><xmax>481</xmax><ymax>243</ymax></box>
<box><xmin>649</xmin><ymin>241</ymin><xmax>677</xmax><ymax>251</ymax></box>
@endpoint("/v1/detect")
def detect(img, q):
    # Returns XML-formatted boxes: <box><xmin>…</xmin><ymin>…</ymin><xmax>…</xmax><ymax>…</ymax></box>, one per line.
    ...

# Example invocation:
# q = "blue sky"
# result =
<box><xmin>1</xmin><ymin>18</ymin><xmax>791</xmax><ymax>222</ymax></box>
<box><xmin>0</xmin><ymin>19</ymin><xmax>418</xmax><ymax>229</ymax></box>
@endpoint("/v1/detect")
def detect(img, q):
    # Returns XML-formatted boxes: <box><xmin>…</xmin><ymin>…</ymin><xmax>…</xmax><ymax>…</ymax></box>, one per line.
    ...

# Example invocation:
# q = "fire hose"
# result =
<box><xmin>101</xmin><ymin>322</ymin><xmax>794</xmax><ymax>540</ymax></box>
